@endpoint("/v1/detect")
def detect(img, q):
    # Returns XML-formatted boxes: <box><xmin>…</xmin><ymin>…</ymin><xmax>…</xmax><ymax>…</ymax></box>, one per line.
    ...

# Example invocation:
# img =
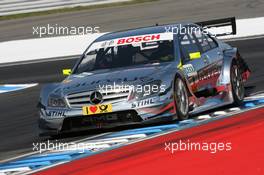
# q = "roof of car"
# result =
<box><xmin>95</xmin><ymin>22</ymin><xmax>193</xmax><ymax>42</ymax></box>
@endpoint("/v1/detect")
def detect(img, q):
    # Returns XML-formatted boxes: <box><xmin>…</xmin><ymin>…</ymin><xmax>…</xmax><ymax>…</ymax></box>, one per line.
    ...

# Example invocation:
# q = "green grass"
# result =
<box><xmin>0</xmin><ymin>0</ymin><xmax>158</xmax><ymax>21</ymax></box>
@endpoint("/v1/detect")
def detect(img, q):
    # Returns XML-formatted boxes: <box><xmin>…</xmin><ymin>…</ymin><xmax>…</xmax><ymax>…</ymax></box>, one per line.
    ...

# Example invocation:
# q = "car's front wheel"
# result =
<box><xmin>230</xmin><ymin>61</ymin><xmax>245</xmax><ymax>106</ymax></box>
<box><xmin>174</xmin><ymin>77</ymin><xmax>189</xmax><ymax>120</ymax></box>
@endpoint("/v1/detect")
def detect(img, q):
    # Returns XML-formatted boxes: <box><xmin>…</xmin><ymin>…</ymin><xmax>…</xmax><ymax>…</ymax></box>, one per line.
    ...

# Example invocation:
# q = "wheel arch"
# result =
<box><xmin>219</xmin><ymin>48</ymin><xmax>238</xmax><ymax>85</ymax></box>
<box><xmin>172</xmin><ymin>71</ymin><xmax>190</xmax><ymax>120</ymax></box>
<box><xmin>173</xmin><ymin>71</ymin><xmax>193</xmax><ymax>97</ymax></box>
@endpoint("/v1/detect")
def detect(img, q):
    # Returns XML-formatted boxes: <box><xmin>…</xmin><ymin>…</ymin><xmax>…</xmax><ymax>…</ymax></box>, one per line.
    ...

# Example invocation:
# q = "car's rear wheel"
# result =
<box><xmin>174</xmin><ymin>77</ymin><xmax>189</xmax><ymax>120</ymax></box>
<box><xmin>230</xmin><ymin>61</ymin><xmax>245</xmax><ymax>106</ymax></box>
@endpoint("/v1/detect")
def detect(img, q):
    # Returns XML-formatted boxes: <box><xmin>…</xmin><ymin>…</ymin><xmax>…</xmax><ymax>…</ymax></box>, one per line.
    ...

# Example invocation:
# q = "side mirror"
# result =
<box><xmin>62</xmin><ymin>69</ymin><xmax>72</xmax><ymax>76</ymax></box>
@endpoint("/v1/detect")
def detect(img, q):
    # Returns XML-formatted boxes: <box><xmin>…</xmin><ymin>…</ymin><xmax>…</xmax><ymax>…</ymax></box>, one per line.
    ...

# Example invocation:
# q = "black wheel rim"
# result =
<box><xmin>175</xmin><ymin>79</ymin><xmax>188</xmax><ymax>115</ymax></box>
<box><xmin>232</xmin><ymin>65</ymin><xmax>244</xmax><ymax>100</ymax></box>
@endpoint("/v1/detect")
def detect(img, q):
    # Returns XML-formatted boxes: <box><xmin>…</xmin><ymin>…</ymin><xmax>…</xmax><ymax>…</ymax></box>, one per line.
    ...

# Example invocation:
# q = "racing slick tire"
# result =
<box><xmin>174</xmin><ymin>77</ymin><xmax>189</xmax><ymax>120</ymax></box>
<box><xmin>230</xmin><ymin>60</ymin><xmax>245</xmax><ymax>106</ymax></box>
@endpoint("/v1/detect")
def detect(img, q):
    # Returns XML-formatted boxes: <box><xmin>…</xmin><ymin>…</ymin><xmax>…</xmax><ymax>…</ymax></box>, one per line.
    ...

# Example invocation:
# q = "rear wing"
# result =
<box><xmin>196</xmin><ymin>17</ymin><xmax>236</xmax><ymax>37</ymax></box>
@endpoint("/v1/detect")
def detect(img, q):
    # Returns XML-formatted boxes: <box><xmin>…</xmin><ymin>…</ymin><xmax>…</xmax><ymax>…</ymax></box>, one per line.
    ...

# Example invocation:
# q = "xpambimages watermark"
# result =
<box><xmin>164</xmin><ymin>24</ymin><xmax>232</xmax><ymax>37</ymax></box>
<box><xmin>32</xmin><ymin>24</ymin><xmax>100</xmax><ymax>37</ymax></box>
<box><xmin>98</xmin><ymin>82</ymin><xmax>166</xmax><ymax>96</ymax></box>
<box><xmin>165</xmin><ymin>140</ymin><xmax>232</xmax><ymax>154</ymax></box>
<box><xmin>32</xmin><ymin>140</ymin><xmax>102</xmax><ymax>154</ymax></box>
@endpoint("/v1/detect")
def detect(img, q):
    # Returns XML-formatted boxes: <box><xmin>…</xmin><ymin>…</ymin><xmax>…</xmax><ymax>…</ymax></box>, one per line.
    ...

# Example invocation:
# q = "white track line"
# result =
<box><xmin>213</xmin><ymin>111</ymin><xmax>227</xmax><ymax>115</ymax></box>
<box><xmin>0</xmin><ymin>83</ymin><xmax>38</xmax><ymax>94</ymax></box>
<box><xmin>228</xmin><ymin>107</ymin><xmax>241</xmax><ymax>111</ymax></box>
<box><xmin>0</xmin><ymin>83</ymin><xmax>38</xmax><ymax>87</ymax></box>
<box><xmin>197</xmin><ymin>115</ymin><xmax>211</xmax><ymax>120</ymax></box>
<box><xmin>0</xmin><ymin>167</ymin><xmax>31</xmax><ymax>173</ymax></box>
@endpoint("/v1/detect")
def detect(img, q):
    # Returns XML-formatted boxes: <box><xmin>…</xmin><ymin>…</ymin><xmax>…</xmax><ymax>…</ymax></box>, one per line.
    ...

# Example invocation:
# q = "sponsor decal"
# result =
<box><xmin>88</xmin><ymin>33</ymin><xmax>173</xmax><ymax>51</ymax></box>
<box><xmin>46</xmin><ymin>110</ymin><xmax>66</xmax><ymax>117</ymax></box>
<box><xmin>189</xmin><ymin>52</ymin><xmax>201</xmax><ymax>60</ymax></box>
<box><xmin>132</xmin><ymin>98</ymin><xmax>156</xmax><ymax>108</ymax></box>
<box><xmin>101</xmin><ymin>40</ymin><xmax>115</xmax><ymax>48</ymax></box>
<box><xmin>117</xmin><ymin>34</ymin><xmax>161</xmax><ymax>45</ymax></box>
<box><xmin>82</xmin><ymin>104</ymin><xmax>113</xmax><ymax>115</ymax></box>
<box><xmin>198</xmin><ymin>65</ymin><xmax>221</xmax><ymax>81</ymax></box>
<box><xmin>182</xmin><ymin>64</ymin><xmax>197</xmax><ymax>76</ymax></box>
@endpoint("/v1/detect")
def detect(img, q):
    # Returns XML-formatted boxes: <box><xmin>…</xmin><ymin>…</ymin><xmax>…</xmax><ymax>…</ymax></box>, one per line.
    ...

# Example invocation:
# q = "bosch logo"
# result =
<box><xmin>117</xmin><ymin>34</ymin><xmax>161</xmax><ymax>45</ymax></box>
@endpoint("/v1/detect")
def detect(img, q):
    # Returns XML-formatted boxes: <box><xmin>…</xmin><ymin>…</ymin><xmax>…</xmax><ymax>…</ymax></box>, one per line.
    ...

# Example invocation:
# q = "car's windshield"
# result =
<box><xmin>75</xmin><ymin>33</ymin><xmax>174</xmax><ymax>74</ymax></box>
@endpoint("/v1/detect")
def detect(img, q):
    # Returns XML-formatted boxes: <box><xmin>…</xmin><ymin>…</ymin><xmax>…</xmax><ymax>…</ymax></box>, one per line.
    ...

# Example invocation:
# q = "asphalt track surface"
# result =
<box><xmin>0</xmin><ymin>0</ymin><xmax>264</xmax><ymax>161</ymax></box>
<box><xmin>0</xmin><ymin>36</ymin><xmax>264</xmax><ymax>161</ymax></box>
<box><xmin>0</xmin><ymin>0</ymin><xmax>264</xmax><ymax>42</ymax></box>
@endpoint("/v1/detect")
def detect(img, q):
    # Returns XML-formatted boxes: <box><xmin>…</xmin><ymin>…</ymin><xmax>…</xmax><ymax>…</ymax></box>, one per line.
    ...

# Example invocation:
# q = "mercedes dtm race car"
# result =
<box><xmin>38</xmin><ymin>17</ymin><xmax>250</xmax><ymax>136</ymax></box>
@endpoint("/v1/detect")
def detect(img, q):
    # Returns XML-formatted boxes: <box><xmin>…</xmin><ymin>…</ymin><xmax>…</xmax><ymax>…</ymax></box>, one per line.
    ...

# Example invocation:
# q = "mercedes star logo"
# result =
<box><xmin>90</xmin><ymin>91</ymin><xmax>103</xmax><ymax>105</ymax></box>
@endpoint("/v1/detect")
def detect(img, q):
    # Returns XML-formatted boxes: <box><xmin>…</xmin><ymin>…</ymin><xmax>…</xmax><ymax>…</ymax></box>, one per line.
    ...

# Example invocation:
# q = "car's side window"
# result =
<box><xmin>76</xmin><ymin>51</ymin><xmax>97</xmax><ymax>73</ymax></box>
<box><xmin>179</xmin><ymin>33</ymin><xmax>200</xmax><ymax>63</ymax></box>
<box><xmin>192</xmin><ymin>29</ymin><xmax>211</xmax><ymax>52</ymax></box>
<box><xmin>206</xmin><ymin>35</ymin><xmax>218</xmax><ymax>49</ymax></box>
<box><xmin>192</xmin><ymin>28</ymin><xmax>218</xmax><ymax>52</ymax></box>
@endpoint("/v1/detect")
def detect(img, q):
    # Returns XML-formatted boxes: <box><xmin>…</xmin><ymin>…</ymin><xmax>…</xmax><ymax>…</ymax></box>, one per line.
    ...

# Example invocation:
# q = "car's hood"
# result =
<box><xmin>58</xmin><ymin>63</ymin><xmax>172</xmax><ymax>95</ymax></box>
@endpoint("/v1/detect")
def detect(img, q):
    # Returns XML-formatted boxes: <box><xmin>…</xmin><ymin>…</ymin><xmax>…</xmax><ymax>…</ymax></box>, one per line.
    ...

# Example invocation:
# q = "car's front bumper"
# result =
<box><xmin>38</xmin><ymin>94</ymin><xmax>176</xmax><ymax>136</ymax></box>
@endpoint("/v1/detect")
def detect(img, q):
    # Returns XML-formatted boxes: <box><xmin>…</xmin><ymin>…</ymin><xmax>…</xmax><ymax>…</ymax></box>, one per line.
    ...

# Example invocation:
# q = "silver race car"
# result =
<box><xmin>38</xmin><ymin>17</ymin><xmax>250</xmax><ymax>136</ymax></box>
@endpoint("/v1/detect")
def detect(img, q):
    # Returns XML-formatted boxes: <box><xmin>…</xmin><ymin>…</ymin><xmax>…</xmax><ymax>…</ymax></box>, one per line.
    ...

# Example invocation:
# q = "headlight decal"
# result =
<box><xmin>48</xmin><ymin>96</ymin><xmax>66</xmax><ymax>107</ymax></box>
